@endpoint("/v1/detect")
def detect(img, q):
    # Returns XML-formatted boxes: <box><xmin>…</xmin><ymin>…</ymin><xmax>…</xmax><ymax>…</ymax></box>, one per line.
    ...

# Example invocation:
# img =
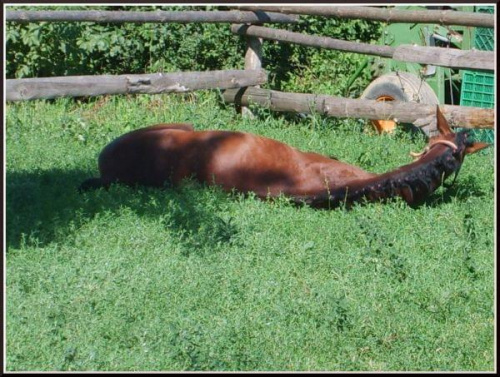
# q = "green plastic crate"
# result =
<box><xmin>474</xmin><ymin>6</ymin><xmax>494</xmax><ymax>51</ymax></box>
<box><xmin>474</xmin><ymin>27</ymin><xmax>494</xmax><ymax>51</ymax></box>
<box><xmin>461</xmin><ymin>71</ymin><xmax>494</xmax><ymax>108</ymax></box>
<box><xmin>459</xmin><ymin>6</ymin><xmax>495</xmax><ymax>143</ymax></box>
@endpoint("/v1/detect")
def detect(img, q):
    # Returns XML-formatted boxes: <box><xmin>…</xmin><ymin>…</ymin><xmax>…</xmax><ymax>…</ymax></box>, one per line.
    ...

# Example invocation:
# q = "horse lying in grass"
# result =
<box><xmin>80</xmin><ymin>106</ymin><xmax>489</xmax><ymax>208</ymax></box>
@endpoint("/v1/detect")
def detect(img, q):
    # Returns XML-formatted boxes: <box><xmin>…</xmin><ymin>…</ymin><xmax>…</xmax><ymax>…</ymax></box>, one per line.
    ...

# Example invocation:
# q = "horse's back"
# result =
<box><xmin>95</xmin><ymin>124</ymin><xmax>356</xmax><ymax>197</ymax></box>
<box><xmin>97</xmin><ymin>124</ymin><xmax>194</xmax><ymax>186</ymax></box>
<box><xmin>97</xmin><ymin>126</ymin><xmax>254</xmax><ymax>187</ymax></box>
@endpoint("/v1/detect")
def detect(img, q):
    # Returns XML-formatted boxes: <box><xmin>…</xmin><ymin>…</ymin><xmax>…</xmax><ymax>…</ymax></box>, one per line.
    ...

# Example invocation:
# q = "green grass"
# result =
<box><xmin>6</xmin><ymin>93</ymin><xmax>495</xmax><ymax>371</ymax></box>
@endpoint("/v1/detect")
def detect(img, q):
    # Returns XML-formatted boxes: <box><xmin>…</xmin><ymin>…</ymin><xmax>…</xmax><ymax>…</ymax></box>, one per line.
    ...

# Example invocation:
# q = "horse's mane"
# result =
<box><xmin>294</xmin><ymin>131</ymin><xmax>469</xmax><ymax>208</ymax></box>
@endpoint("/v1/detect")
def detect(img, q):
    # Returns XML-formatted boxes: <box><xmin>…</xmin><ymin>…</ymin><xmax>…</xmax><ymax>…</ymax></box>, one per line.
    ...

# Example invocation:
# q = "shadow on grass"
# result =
<box><xmin>6</xmin><ymin>166</ymin><xmax>486</xmax><ymax>250</ymax></box>
<box><xmin>6</xmin><ymin>167</ymin><xmax>238</xmax><ymax>252</ymax></box>
<box><xmin>421</xmin><ymin>175</ymin><xmax>487</xmax><ymax>208</ymax></box>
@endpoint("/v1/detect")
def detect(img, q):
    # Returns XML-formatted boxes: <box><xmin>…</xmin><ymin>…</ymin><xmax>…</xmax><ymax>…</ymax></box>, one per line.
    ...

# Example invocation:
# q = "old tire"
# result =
<box><xmin>361</xmin><ymin>72</ymin><xmax>440</xmax><ymax>137</ymax></box>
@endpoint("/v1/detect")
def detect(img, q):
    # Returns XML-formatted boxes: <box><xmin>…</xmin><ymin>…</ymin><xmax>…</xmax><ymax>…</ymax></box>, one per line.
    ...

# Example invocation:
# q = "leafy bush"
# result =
<box><xmin>6</xmin><ymin>5</ymin><xmax>382</xmax><ymax>96</ymax></box>
<box><xmin>262</xmin><ymin>15</ymin><xmax>381</xmax><ymax>95</ymax></box>
<box><xmin>6</xmin><ymin>6</ymin><xmax>246</xmax><ymax>77</ymax></box>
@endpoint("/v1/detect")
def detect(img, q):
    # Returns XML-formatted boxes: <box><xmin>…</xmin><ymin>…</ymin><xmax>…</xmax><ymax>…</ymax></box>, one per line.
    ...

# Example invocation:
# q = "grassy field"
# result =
<box><xmin>5</xmin><ymin>93</ymin><xmax>495</xmax><ymax>371</ymax></box>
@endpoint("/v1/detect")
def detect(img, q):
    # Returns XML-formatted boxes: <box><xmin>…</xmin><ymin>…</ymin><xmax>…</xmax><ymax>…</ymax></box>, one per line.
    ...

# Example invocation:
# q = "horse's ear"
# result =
<box><xmin>436</xmin><ymin>105</ymin><xmax>453</xmax><ymax>136</ymax></box>
<box><xmin>465</xmin><ymin>142</ymin><xmax>490</xmax><ymax>155</ymax></box>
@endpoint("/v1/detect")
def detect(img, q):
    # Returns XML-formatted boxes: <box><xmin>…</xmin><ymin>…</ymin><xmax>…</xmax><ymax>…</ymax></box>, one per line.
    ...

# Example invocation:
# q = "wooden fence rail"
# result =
<box><xmin>6</xmin><ymin>10</ymin><xmax>299</xmax><ymax>24</ymax></box>
<box><xmin>223</xmin><ymin>87</ymin><xmax>495</xmax><ymax>130</ymax></box>
<box><xmin>231</xmin><ymin>24</ymin><xmax>495</xmax><ymax>71</ymax></box>
<box><xmin>236</xmin><ymin>6</ymin><xmax>495</xmax><ymax>28</ymax></box>
<box><xmin>6</xmin><ymin>69</ymin><xmax>267</xmax><ymax>101</ymax></box>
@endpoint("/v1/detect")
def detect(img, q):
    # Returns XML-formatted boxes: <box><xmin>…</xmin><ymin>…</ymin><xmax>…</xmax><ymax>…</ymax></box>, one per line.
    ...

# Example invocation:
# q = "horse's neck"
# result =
<box><xmin>296</xmin><ymin>145</ymin><xmax>460</xmax><ymax>208</ymax></box>
<box><xmin>320</xmin><ymin>159</ymin><xmax>378</xmax><ymax>187</ymax></box>
<box><xmin>363</xmin><ymin>147</ymin><xmax>458</xmax><ymax>203</ymax></box>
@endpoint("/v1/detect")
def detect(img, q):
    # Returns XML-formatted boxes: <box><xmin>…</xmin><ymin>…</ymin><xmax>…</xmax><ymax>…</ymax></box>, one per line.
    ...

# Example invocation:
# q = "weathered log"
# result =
<box><xmin>223</xmin><ymin>87</ymin><xmax>495</xmax><ymax>130</ymax></box>
<box><xmin>231</xmin><ymin>24</ymin><xmax>495</xmax><ymax>71</ymax></box>
<box><xmin>231</xmin><ymin>24</ymin><xmax>395</xmax><ymax>58</ymax></box>
<box><xmin>236</xmin><ymin>6</ymin><xmax>494</xmax><ymax>28</ymax></box>
<box><xmin>6</xmin><ymin>70</ymin><xmax>268</xmax><ymax>101</ymax></box>
<box><xmin>392</xmin><ymin>45</ymin><xmax>493</xmax><ymax>72</ymax></box>
<box><xmin>6</xmin><ymin>10</ymin><xmax>299</xmax><ymax>24</ymax></box>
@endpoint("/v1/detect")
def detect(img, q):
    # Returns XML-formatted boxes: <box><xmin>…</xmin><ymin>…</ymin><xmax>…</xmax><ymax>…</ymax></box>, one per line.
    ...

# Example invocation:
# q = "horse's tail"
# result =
<box><xmin>78</xmin><ymin>177</ymin><xmax>108</xmax><ymax>193</ymax></box>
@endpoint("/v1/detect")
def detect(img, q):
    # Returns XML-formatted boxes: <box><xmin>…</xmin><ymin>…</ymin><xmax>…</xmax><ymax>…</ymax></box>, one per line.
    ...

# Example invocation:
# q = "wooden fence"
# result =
<box><xmin>223</xmin><ymin>87</ymin><xmax>494</xmax><ymax>130</ymax></box>
<box><xmin>6</xmin><ymin>7</ymin><xmax>496</xmax><ymax>130</ymax></box>
<box><xmin>7</xmin><ymin>70</ymin><xmax>267</xmax><ymax>101</ymax></box>
<box><xmin>7</xmin><ymin>7</ymin><xmax>493</xmax><ymax>27</ymax></box>
<box><xmin>231</xmin><ymin>24</ymin><xmax>494</xmax><ymax>71</ymax></box>
<box><xmin>236</xmin><ymin>6</ymin><xmax>495</xmax><ymax>28</ymax></box>
<box><xmin>6</xmin><ymin>10</ymin><xmax>299</xmax><ymax>24</ymax></box>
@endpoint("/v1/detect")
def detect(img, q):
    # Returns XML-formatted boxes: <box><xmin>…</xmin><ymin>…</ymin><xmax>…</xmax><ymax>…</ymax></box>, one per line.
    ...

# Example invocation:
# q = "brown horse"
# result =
<box><xmin>80</xmin><ymin>107</ymin><xmax>489</xmax><ymax>208</ymax></box>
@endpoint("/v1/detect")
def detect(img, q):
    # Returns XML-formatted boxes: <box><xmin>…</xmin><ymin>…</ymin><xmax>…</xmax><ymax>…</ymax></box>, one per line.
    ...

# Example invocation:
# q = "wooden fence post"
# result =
<box><xmin>242</xmin><ymin>36</ymin><xmax>263</xmax><ymax>118</ymax></box>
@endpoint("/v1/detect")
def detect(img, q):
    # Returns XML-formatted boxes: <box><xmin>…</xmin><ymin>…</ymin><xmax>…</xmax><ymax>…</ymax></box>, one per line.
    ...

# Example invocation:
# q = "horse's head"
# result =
<box><xmin>431</xmin><ymin>105</ymin><xmax>490</xmax><ymax>162</ymax></box>
<box><xmin>406</xmin><ymin>106</ymin><xmax>490</xmax><ymax>189</ymax></box>
<box><xmin>411</xmin><ymin>106</ymin><xmax>490</xmax><ymax>162</ymax></box>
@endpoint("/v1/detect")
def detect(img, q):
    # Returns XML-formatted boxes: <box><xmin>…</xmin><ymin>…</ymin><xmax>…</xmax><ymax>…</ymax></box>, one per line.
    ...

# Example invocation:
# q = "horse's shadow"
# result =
<box><xmin>6</xmin><ymin>166</ymin><xmax>488</xmax><ymax>251</ymax></box>
<box><xmin>420</xmin><ymin>174</ymin><xmax>488</xmax><ymax>208</ymax></box>
<box><xmin>6</xmin><ymin>167</ymin><xmax>238</xmax><ymax>252</ymax></box>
